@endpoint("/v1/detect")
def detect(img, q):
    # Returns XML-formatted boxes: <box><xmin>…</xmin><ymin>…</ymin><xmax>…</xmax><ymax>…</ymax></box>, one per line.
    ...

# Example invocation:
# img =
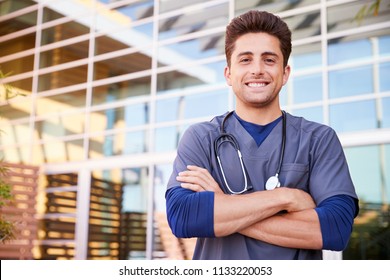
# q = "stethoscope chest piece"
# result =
<box><xmin>265</xmin><ymin>175</ymin><xmax>280</xmax><ymax>190</ymax></box>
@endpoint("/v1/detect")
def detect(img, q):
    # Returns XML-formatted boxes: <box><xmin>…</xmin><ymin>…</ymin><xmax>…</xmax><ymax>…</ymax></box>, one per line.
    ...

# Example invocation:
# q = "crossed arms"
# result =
<box><xmin>170</xmin><ymin>165</ymin><xmax>323</xmax><ymax>250</ymax></box>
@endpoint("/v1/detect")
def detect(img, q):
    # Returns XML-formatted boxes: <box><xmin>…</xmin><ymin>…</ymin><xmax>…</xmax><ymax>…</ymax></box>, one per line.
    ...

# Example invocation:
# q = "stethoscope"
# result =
<box><xmin>214</xmin><ymin>111</ymin><xmax>286</xmax><ymax>194</ymax></box>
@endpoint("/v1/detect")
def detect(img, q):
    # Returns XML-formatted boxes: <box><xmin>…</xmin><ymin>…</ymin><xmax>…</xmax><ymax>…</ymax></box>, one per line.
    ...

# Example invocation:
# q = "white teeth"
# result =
<box><xmin>247</xmin><ymin>82</ymin><xmax>266</xmax><ymax>87</ymax></box>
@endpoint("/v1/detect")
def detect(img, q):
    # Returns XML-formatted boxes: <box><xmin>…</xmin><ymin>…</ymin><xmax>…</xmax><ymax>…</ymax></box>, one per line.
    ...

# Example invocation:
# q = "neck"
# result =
<box><xmin>235</xmin><ymin>106</ymin><xmax>282</xmax><ymax>125</ymax></box>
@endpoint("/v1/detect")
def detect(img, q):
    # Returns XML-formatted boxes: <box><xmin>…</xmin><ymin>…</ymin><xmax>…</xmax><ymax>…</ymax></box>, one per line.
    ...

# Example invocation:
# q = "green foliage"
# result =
<box><xmin>353</xmin><ymin>0</ymin><xmax>382</xmax><ymax>24</ymax></box>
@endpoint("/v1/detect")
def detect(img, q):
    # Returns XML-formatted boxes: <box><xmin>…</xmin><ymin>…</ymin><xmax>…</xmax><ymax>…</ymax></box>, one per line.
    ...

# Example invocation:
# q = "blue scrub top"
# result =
<box><xmin>167</xmin><ymin>112</ymin><xmax>358</xmax><ymax>260</ymax></box>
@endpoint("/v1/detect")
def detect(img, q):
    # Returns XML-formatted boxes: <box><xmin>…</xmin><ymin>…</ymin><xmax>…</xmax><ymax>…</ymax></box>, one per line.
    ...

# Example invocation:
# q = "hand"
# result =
<box><xmin>176</xmin><ymin>165</ymin><xmax>223</xmax><ymax>194</ymax></box>
<box><xmin>281</xmin><ymin>188</ymin><xmax>316</xmax><ymax>212</ymax></box>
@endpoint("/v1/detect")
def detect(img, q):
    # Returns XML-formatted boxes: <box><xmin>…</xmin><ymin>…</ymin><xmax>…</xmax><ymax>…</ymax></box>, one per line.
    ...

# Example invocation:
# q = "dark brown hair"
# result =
<box><xmin>225</xmin><ymin>10</ymin><xmax>292</xmax><ymax>67</ymax></box>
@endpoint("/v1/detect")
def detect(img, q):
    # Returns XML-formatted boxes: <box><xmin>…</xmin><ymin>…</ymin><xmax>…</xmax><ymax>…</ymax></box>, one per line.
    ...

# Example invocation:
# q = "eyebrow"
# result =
<box><xmin>236</xmin><ymin>51</ymin><xmax>280</xmax><ymax>59</ymax></box>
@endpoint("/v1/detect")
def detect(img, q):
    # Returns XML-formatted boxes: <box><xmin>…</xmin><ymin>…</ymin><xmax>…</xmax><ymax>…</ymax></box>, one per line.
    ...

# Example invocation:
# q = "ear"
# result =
<box><xmin>224</xmin><ymin>66</ymin><xmax>232</xmax><ymax>86</ymax></box>
<box><xmin>282</xmin><ymin>65</ymin><xmax>291</xmax><ymax>86</ymax></box>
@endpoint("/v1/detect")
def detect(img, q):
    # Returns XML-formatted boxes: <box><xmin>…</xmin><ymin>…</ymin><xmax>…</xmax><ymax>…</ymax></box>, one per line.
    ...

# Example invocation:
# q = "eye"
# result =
<box><xmin>264</xmin><ymin>58</ymin><xmax>276</xmax><ymax>64</ymax></box>
<box><xmin>239</xmin><ymin>57</ymin><xmax>251</xmax><ymax>63</ymax></box>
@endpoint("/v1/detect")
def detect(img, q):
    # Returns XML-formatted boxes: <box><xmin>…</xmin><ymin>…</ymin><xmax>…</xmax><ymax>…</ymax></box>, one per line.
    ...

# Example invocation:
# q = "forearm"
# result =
<box><xmin>213</xmin><ymin>189</ymin><xmax>291</xmax><ymax>237</ymax></box>
<box><xmin>239</xmin><ymin>209</ymin><xmax>322</xmax><ymax>250</ymax></box>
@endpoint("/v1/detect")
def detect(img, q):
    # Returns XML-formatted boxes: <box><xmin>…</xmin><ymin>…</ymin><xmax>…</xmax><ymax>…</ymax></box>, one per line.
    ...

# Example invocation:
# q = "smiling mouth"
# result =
<box><xmin>246</xmin><ymin>82</ymin><xmax>269</xmax><ymax>88</ymax></box>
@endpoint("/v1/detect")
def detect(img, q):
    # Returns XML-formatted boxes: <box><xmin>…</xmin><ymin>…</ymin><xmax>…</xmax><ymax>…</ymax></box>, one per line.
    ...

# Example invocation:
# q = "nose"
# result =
<box><xmin>251</xmin><ymin>61</ymin><xmax>264</xmax><ymax>76</ymax></box>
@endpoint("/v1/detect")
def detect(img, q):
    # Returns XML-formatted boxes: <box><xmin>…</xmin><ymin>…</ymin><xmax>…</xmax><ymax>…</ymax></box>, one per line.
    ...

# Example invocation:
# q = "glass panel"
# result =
<box><xmin>1</xmin><ymin>55</ymin><xmax>34</xmax><ymax>76</ymax></box>
<box><xmin>42</xmin><ymin>6</ymin><xmax>64</xmax><ymax>23</ymax></box>
<box><xmin>235</xmin><ymin>0</ymin><xmax>319</xmax><ymax>15</ymax></box>
<box><xmin>0</xmin><ymin>0</ymin><xmax>36</xmax><ymax>15</ymax></box>
<box><xmin>94</xmin><ymin>22</ymin><xmax>153</xmax><ymax>55</ymax></box>
<box><xmin>89</xmin><ymin>129</ymin><xmax>148</xmax><ymax>158</ymax></box>
<box><xmin>160</xmin><ymin>0</ymin><xmax>209</xmax><ymax>13</ymax></box>
<box><xmin>379</xmin><ymin>35</ymin><xmax>390</xmax><ymax>57</ymax></box>
<box><xmin>328</xmin><ymin>38</ymin><xmax>372</xmax><ymax>66</ymax></box>
<box><xmin>344</xmin><ymin>145</ymin><xmax>390</xmax><ymax>260</ymax></box>
<box><xmin>155</xmin><ymin>126</ymin><xmax>181</xmax><ymax>152</ymax></box>
<box><xmin>184</xmin><ymin>90</ymin><xmax>228</xmax><ymax>119</ymax></box>
<box><xmin>0</xmin><ymin>123</ymin><xmax>30</xmax><ymax>146</ymax></box>
<box><xmin>158</xmin><ymin>2</ymin><xmax>228</xmax><ymax>40</ymax></box>
<box><xmin>345</xmin><ymin>145</ymin><xmax>382</xmax><ymax>203</ymax></box>
<box><xmin>283</xmin><ymin>10</ymin><xmax>321</xmax><ymax>41</ymax></box>
<box><xmin>120</xmin><ymin>166</ymin><xmax>149</xmax><ymax>259</ymax></box>
<box><xmin>91</xmin><ymin>77</ymin><xmax>151</xmax><ymax>105</ymax></box>
<box><xmin>39</xmin><ymin>40</ymin><xmax>89</xmax><ymax>68</ymax></box>
<box><xmin>158</xmin><ymin>31</ymin><xmax>225</xmax><ymax>64</ymax></box>
<box><xmin>292</xmin><ymin>73</ymin><xmax>322</xmax><ymax>104</ymax></box>
<box><xmin>38</xmin><ymin>65</ymin><xmax>88</xmax><ymax>91</ymax></box>
<box><xmin>329</xmin><ymin>65</ymin><xmax>373</xmax><ymax>99</ymax></box>
<box><xmin>0</xmin><ymin>33</ymin><xmax>35</xmax><ymax>56</ymax></box>
<box><xmin>0</xmin><ymin>145</ymin><xmax>31</xmax><ymax>164</ymax></box>
<box><xmin>327</xmin><ymin>1</ymin><xmax>390</xmax><ymax>34</ymax></box>
<box><xmin>292</xmin><ymin>42</ymin><xmax>322</xmax><ymax>70</ymax></box>
<box><xmin>380</xmin><ymin>62</ymin><xmax>390</xmax><ymax>92</ymax></box>
<box><xmin>0</xmin><ymin>97</ymin><xmax>31</xmax><ymax>121</ymax></box>
<box><xmin>329</xmin><ymin>100</ymin><xmax>377</xmax><ymax>133</ymax></box>
<box><xmin>93</xmin><ymin>52</ymin><xmax>151</xmax><ymax>80</ymax></box>
<box><xmin>0</xmin><ymin>77</ymin><xmax>32</xmax><ymax>98</ymax></box>
<box><xmin>157</xmin><ymin>60</ymin><xmax>226</xmax><ymax>94</ymax></box>
<box><xmin>35</xmin><ymin>139</ymin><xmax>84</xmax><ymax>163</ymax></box>
<box><xmin>41</xmin><ymin>20</ymin><xmax>90</xmax><ymax>45</ymax></box>
<box><xmin>89</xmin><ymin>107</ymin><xmax>126</xmax><ymax>133</ymax></box>
<box><xmin>381</xmin><ymin>97</ymin><xmax>390</xmax><ymax>128</ymax></box>
<box><xmin>35</xmin><ymin>113</ymin><xmax>86</xmax><ymax>140</ymax></box>
<box><xmin>0</xmin><ymin>10</ymin><xmax>37</xmax><ymax>36</ymax></box>
<box><xmin>113</xmin><ymin>0</ymin><xmax>154</xmax><ymax>21</ymax></box>
<box><xmin>292</xmin><ymin>106</ymin><xmax>323</xmax><ymax>124</ymax></box>
<box><xmin>36</xmin><ymin>90</ymin><xmax>86</xmax><ymax>116</ymax></box>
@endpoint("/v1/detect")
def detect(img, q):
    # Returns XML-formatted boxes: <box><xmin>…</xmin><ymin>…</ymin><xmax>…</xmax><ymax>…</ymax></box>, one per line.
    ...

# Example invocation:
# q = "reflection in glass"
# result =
<box><xmin>0</xmin><ymin>34</ymin><xmax>36</xmax><ymax>56</ymax></box>
<box><xmin>0</xmin><ymin>123</ymin><xmax>30</xmax><ymax>146</ymax></box>
<box><xmin>235</xmin><ymin>0</ymin><xmax>319</xmax><ymax>15</ymax></box>
<box><xmin>36</xmin><ymin>91</ymin><xmax>86</xmax><ymax>116</ymax></box>
<box><xmin>94</xmin><ymin>23</ymin><xmax>153</xmax><ymax>55</ymax></box>
<box><xmin>158</xmin><ymin>31</ymin><xmax>225</xmax><ymax>62</ymax></box>
<box><xmin>292</xmin><ymin>106</ymin><xmax>323</xmax><ymax>124</ymax></box>
<box><xmin>327</xmin><ymin>1</ymin><xmax>390</xmax><ymax>34</ymax></box>
<box><xmin>40</xmin><ymin>41</ymin><xmax>89</xmax><ymax>68</ymax></box>
<box><xmin>154</xmin><ymin>126</ymin><xmax>178</xmax><ymax>152</ymax></box>
<box><xmin>114</xmin><ymin>0</ymin><xmax>154</xmax><ymax>21</ymax></box>
<box><xmin>382</xmin><ymin>98</ymin><xmax>390</xmax><ymax>128</ymax></box>
<box><xmin>158</xmin><ymin>2</ymin><xmax>228</xmax><ymax>40</ymax></box>
<box><xmin>35</xmin><ymin>113</ymin><xmax>86</xmax><ymax>140</ymax></box>
<box><xmin>292</xmin><ymin>73</ymin><xmax>322</xmax><ymax>104</ymax></box>
<box><xmin>328</xmin><ymin>39</ymin><xmax>371</xmax><ymax>66</ymax></box>
<box><xmin>329</xmin><ymin>66</ymin><xmax>373</xmax><ymax>99</ymax></box>
<box><xmin>0</xmin><ymin>98</ymin><xmax>31</xmax><ymax>121</ymax></box>
<box><xmin>92</xmin><ymin>77</ymin><xmax>151</xmax><ymax>105</ymax></box>
<box><xmin>41</xmin><ymin>20</ymin><xmax>90</xmax><ymax>45</ymax></box>
<box><xmin>94</xmin><ymin>52</ymin><xmax>151</xmax><ymax>80</ymax></box>
<box><xmin>344</xmin><ymin>145</ymin><xmax>383</xmax><ymax>203</ymax></box>
<box><xmin>1</xmin><ymin>55</ymin><xmax>34</xmax><ymax>76</ymax></box>
<box><xmin>283</xmin><ymin>10</ymin><xmax>321</xmax><ymax>41</ymax></box>
<box><xmin>0</xmin><ymin>11</ymin><xmax>37</xmax><ymax>36</ymax></box>
<box><xmin>38</xmin><ymin>66</ymin><xmax>88</xmax><ymax>91</ymax></box>
<box><xmin>379</xmin><ymin>35</ymin><xmax>390</xmax><ymax>56</ymax></box>
<box><xmin>380</xmin><ymin>62</ymin><xmax>390</xmax><ymax>92</ymax></box>
<box><xmin>157</xmin><ymin>60</ymin><xmax>225</xmax><ymax>94</ymax></box>
<box><xmin>329</xmin><ymin>100</ymin><xmax>377</xmax><ymax>132</ymax></box>
<box><xmin>37</xmin><ymin>139</ymin><xmax>84</xmax><ymax>163</ymax></box>
<box><xmin>292</xmin><ymin>43</ymin><xmax>322</xmax><ymax>70</ymax></box>
<box><xmin>121</xmin><ymin>166</ymin><xmax>149</xmax><ymax>259</ymax></box>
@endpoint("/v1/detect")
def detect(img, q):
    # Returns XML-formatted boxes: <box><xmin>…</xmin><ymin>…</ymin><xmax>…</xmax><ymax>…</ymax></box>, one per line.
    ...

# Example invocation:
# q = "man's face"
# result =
<box><xmin>224</xmin><ymin>32</ymin><xmax>290</xmax><ymax>112</ymax></box>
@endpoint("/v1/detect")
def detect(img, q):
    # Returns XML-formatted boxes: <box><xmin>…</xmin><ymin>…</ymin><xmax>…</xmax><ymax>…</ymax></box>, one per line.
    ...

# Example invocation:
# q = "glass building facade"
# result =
<box><xmin>0</xmin><ymin>0</ymin><xmax>389</xmax><ymax>259</ymax></box>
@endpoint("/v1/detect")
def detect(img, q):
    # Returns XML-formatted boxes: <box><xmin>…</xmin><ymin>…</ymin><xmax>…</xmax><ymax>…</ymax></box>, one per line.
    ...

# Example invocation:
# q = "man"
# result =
<box><xmin>165</xmin><ymin>10</ymin><xmax>359</xmax><ymax>259</ymax></box>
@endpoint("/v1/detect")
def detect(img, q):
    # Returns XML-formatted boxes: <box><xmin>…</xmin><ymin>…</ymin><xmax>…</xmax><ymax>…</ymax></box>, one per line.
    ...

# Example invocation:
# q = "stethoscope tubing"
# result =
<box><xmin>215</xmin><ymin>110</ymin><xmax>287</xmax><ymax>194</ymax></box>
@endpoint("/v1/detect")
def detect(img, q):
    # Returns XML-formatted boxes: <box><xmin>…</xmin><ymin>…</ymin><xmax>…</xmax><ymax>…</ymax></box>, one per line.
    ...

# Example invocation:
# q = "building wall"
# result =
<box><xmin>1</xmin><ymin>0</ymin><xmax>390</xmax><ymax>259</ymax></box>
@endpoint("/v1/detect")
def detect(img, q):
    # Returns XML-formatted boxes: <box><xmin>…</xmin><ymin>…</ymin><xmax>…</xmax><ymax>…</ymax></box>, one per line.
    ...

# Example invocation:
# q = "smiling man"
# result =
<box><xmin>165</xmin><ymin>10</ymin><xmax>359</xmax><ymax>260</ymax></box>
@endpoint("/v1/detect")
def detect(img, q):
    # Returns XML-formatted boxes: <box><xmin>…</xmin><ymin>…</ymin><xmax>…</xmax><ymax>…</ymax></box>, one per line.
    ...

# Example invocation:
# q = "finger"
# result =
<box><xmin>180</xmin><ymin>183</ymin><xmax>204</xmax><ymax>192</ymax></box>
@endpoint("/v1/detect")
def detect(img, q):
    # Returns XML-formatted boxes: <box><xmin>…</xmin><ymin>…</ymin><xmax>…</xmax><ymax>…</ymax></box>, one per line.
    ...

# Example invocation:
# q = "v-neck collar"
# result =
<box><xmin>223</xmin><ymin>111</ymin><xmax>285</xmax><ymax>157</ymax></box>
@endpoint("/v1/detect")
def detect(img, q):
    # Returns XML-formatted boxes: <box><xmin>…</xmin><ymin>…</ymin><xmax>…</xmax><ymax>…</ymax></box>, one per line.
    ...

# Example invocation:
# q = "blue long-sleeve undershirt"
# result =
<box><xmin>166</xmin><ymin>186</ymin><xmax>358</xmax><ymax>251</ymax></box>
